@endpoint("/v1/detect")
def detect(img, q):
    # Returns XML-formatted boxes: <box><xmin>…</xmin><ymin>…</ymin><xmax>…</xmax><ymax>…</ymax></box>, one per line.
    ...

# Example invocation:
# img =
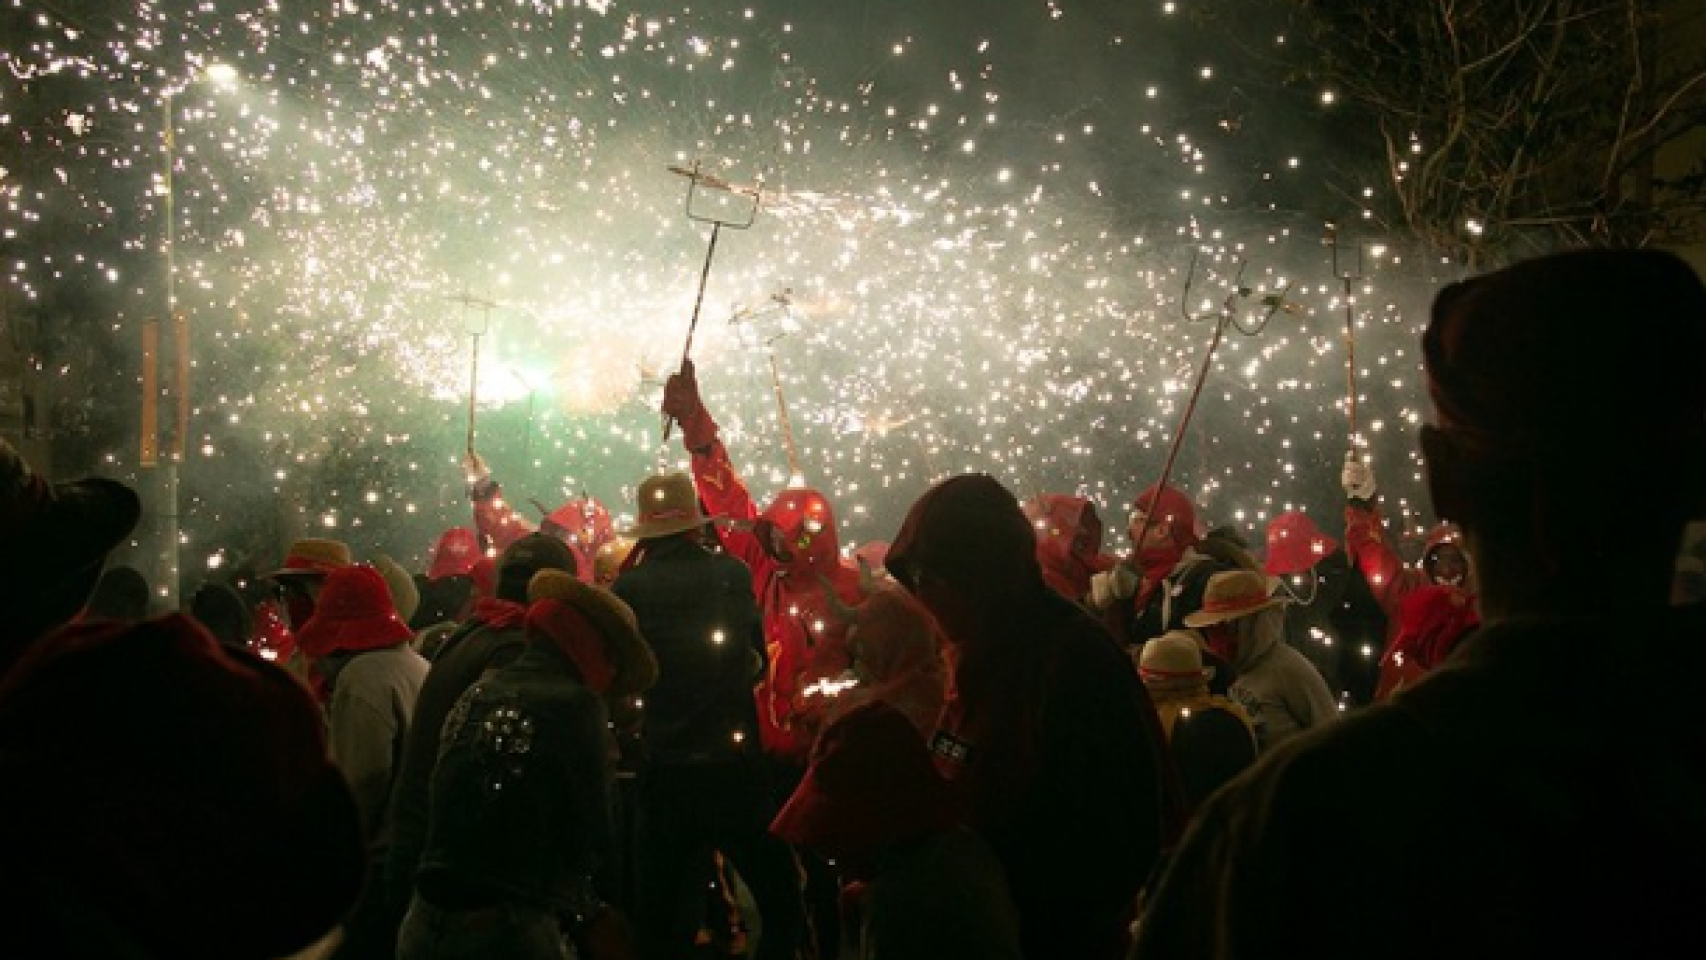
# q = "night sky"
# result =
<box><xmin>1</xmin><ymin>0</ymin><xmax>1464</xmax><ymax>586</ymax></box>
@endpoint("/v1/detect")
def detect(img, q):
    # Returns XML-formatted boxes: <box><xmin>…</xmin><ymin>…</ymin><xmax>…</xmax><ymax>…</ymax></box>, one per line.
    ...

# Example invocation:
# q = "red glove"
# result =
<box><xmin>661</xmin><ymin>359</ymin><xmax>719</xmax><ymax>451</ymax></box>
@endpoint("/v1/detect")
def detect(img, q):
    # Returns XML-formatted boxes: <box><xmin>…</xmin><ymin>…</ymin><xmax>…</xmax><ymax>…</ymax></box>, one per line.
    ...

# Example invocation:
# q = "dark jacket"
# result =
<box><xmin>413</xmin><ymin>643</ymin><xmax>611</xmax><ymax>915</ymax></box>
<box><xmin>385</xmin><ymin>613</ymin><xmax>529</xmax><ymax>901</ymax></box>
<box><xmin>1132</xmin><ymin>603</ymin><xmax>1706</xmax><ymax>960</ymax></box>
<box><xmin>888</xmin><ymin>475</ymin><xmax>1173</xmax><ymax>960</ymax></box>
<box><xmin>613</xmin><ymin>535</ymin><xmax>766</xmax><ymax>765</ymax></box>
<box><xmin>1279</xmin><ymin>549</ymin><xmax>1387</xmax><ymax>706</ymax></box>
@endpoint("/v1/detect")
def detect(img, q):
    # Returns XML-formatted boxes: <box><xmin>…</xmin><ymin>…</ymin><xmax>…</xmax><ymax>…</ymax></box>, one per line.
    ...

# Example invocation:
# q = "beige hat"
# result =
<box><xmin>1138</xmin><ymin>630</ymin><xmax>1215</xmax><ymax>690</ymax></box>
<box><xmin>625</xmin><ymin>473</ymin><xmax>708</xmax><ymax>540</ymax></box>
<box><xmin>267</xmin><ymin>538</ymin><xmax>353</xmax><ymax>579</ymax></box>
<box><xmin>371</xmin><ymin>553</ymin><xmax>421</xmax><ymax>625</ymax></box>
<box><xmin>1183</xmin><ymin>569</ymin><xmax>1288</xmax><ymax>628</ymax></box>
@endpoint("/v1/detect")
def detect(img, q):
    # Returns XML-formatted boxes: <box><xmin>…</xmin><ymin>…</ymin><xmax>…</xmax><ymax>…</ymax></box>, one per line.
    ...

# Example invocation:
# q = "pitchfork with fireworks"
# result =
<box><xmin>1128</xmin><ymin>249</ymin><xmax>1296</xmax><ymax>551</ymax></box>
<box><xmin>658</xmin><ymin>159</ymin><xmax>765</xmax><ymax>449</ymax></box>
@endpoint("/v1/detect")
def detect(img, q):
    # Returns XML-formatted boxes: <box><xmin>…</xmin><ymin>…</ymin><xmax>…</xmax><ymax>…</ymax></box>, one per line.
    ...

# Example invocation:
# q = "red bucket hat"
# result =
<box><xmin>0</xmin><ymin>615</ymin><xmax>366</xmax><ymax>957</ymax></box>
<box><xmin>427</xmin><ymin>527</ymin><xmax>483</xmax><ymax>580</ymax></box>
<box><xmin>294</xmin><ymin>564</ymin><xmax>416</xmax><ymax>658</ymax></box>
<box><xmin>771</xmin><ymin>700</ymin><xmax>959</xmax><ymax>860</ymax></box>
<box><xmin>1264</xmin><ymin>510</ymin><xmax>1340</xmax><ymax>577</ymax></box>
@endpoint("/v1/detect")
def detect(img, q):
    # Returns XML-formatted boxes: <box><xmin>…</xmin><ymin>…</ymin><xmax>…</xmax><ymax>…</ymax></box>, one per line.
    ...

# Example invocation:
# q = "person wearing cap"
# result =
<box><xmin>0</xmin><ymin>614</ymin><xmax>368</xmax><ymax>958</ymax></box>
<box><xmin>1138</xmin><ymin>630</ymin><xmax>1258</xmax><ymax>812</ymax></box>
<box><xmin>463</xmin><ymin>449</ymin><xmax>616</xmax><ymax>583</ymax></box>
<box><xmin>296</xmin><ymin>563</ymin><xmax>429</xmax><ymax>960</ymax></box>
<box><xmin>1134</xmin><ymin>250</ymin><xmax>1706</xmax><ymax>960</ymax></box>
<box><xmin>612</xmin><ymin>471</ymin><xmax>806</xmax><ymax>960</ymax></box>
<box><xmin>1340</xmin><ymin>452</ymin><xmax>1474</xmax><ymax>645</ymax></box>
<box><xmin>0</xmin><ymin>437</ymin><xmax>141</xmax><ymax>675</ymax></box>
<box><xmin>385</xmin><ymin>532</ymin><xmax>579</xmax><ymax>934</ymax></box>
<box><xmin>770</xmin><ymin>700</ymin><xmax>1023</xmax><ymax>960</ymax></box>
<box><xmin>1263</xmin><ymin>510</ymin><xmax>1388</xmax><ymax>707</ymax></box>
<box><xmin>398</xmin><ymin>569</ymin><xmax>655</xmax><ymax>960</ymax></box>
<box><xmin>888</xmin><ymin>473</ymin><xmax>1174</xmax><ymax>960</ymax></box>
<box><xmin>1183</xmin><ymin>569</ymin><xmax>1338</xmax><ymax>753</ymax></box>
<box><xmin>1089</xmin><ymin>483</ymin><xmax>1238</xmax><ymax>653</ymax></box>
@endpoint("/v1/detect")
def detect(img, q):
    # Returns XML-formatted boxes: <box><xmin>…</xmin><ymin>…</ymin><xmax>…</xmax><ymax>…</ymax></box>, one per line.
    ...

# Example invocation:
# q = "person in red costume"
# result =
<box><xmin>1373</xmin><ymin>583</ymin><xmax>1479</xmax><ymax>701</ymax></box>
<box><xmin>1021</xmin><ymin>493</ymin><xmax>1116</xmax><ymax>603</ymax></box>
<box><xmin>1088</xmin><ymin>483</ymin><xmax>1234</xmax><ymax>650</ymax></box>
<box><xmin>1341</xmin><ymin>452</ymin><xmax>1472</xmax><ymax>645</ymax></box>
<box><xmin>462</xmin><ymin>449</ymin><xmax>615</xmax><ymax>583</ymax></box>
<box><xmin>660</xmin><ymin>359</ymin><xmax>867</xmax><ymax>764</ymax></box>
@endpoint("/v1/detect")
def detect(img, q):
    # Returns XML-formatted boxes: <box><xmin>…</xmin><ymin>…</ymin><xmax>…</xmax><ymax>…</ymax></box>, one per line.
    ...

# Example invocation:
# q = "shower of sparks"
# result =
<box><xmin>1</xmin><ymin>0</ymin><xmax>1459</xmax><ymax>574</ymax></box>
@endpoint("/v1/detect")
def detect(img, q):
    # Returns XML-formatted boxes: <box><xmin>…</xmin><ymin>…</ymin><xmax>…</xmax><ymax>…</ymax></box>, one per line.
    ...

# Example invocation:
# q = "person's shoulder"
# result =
<box><xmin>1213</xmin><ymin>698</ymin><xmax>1451</xmax><ymax>821</ymax></box>
<box><xmin>1044</xmin><ymin>597</ymin><xmax>1129</xmax><ymax>661</ymax></box>
<box><xmin>346</xmin><ymin>642</ymin><xmax>427</xmax><ymax>676</ymax></box>
<box><xmin>428</xmin><ymin>622</ymin><xmax>524</xmax><ymax>678</ymax></box>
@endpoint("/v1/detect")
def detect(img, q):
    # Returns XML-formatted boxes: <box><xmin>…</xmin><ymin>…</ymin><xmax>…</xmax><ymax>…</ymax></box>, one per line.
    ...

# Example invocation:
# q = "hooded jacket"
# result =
<box><xmin>1222</xmin><ymin>607</ymin><xmax>1339</xmax><ymax>753</ymax></box>
<box><xmin>888</xmin><ymin>474</ymin><xmax>1173</xmax><ymax>960</ymax></box>
<box><xmin>1022</xmin><ymin>494</ymin><xmax>1116</xmax><ymax>602</ymax></box>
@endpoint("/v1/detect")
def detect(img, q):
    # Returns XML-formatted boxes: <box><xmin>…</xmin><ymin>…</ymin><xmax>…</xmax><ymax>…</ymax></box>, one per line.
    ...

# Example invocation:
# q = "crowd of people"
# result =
<box><xmin>1</xmin><ymin>247</ymin><xmax>1703</xmax><ymax>959</ymax></box>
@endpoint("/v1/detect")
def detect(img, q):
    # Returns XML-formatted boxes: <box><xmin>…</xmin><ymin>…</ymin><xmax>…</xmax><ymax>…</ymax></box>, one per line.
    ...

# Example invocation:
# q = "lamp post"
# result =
<box><xmin>146</xmin><ymin>63</ymin><xmax>235</xmax><ymax>607</ymax></box>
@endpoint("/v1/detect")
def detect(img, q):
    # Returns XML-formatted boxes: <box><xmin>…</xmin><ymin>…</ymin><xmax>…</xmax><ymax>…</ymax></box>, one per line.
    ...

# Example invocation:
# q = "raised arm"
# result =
<box><xmin>660</xmin><ymin>360</ymin><xmax>777</xmax><ymax>586</ymax></box>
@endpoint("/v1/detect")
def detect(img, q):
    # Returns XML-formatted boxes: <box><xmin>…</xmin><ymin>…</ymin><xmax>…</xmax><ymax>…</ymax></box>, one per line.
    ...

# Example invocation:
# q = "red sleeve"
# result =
<box><xmin>688</xmin><ymin>438</ymin><xmax>777</xmax><ymax>590</ymax></box>
<box><xmin>1343</xmin><ymin>501</ymin><xmax>1423</xmax><ymax>631</ymax></box>
<box><xmin>471</xmin><ymin>477</ymin><xmax>537</xmax><ymax>554</ymax></box>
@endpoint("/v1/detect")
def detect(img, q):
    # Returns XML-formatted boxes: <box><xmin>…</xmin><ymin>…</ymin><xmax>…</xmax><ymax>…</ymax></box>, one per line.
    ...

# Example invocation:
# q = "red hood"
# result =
<box><xmin>762</xmin><ymin>487</ymin><xmax>844</xmax><ymax>576</ymax></box>
<box><xmin>887</xmin><ymin>474</ymin><xmax>1040</xmax><ymax>601</ymax></box>
<box><xmin>543</xmin><ymin>497</ymin><xmax>614</xmax><ymax>552</ymax></box>
<box><xmin>1421</xmin><ymin>521</ymin><xmax>1466</xmax><ymax>584</ymax></box>
<box><xmin>1022</xmin><ymin>493</ymin><xmax>1114</xmax><ymax>599</ymax></box>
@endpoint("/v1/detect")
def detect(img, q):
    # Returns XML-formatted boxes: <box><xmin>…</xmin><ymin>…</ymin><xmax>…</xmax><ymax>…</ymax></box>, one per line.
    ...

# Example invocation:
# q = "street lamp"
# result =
<box><xmin>144</xmin><ymin>61</ymin><xmax>236</xmax><ymax>607</ymax></box>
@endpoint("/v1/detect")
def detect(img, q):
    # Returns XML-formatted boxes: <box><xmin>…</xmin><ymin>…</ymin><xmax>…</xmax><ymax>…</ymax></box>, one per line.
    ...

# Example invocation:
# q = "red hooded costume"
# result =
<box><xmin>467</xmin><ymin>471</ymin><xmax>614</xmax><ymax>585</ymax></box>
<box><xmin>1021</xmin><ymin>493</ymin><xmax>1116</xmax><ymax>602</ymax></box>
<box><xmin>1373</xmin><ymin>584</ymin><xmax>1479</xmax><ymax>701</ymax></box>
<box><xmin>663</xmin><ymin>361</ymin><xmax>866</xmax><ymax>762</ymax></box>
<box><xmin>1343</xmin><ymin>499</ymin><xmax>1469</xmax><ymax>644</ymax></box>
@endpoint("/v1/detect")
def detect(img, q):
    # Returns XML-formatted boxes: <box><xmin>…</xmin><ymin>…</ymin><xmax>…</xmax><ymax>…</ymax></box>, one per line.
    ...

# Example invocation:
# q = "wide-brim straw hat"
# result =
<box><xmin>1183</xmin><ymin>569</ymin><xmax>1288</xmax><ymax>628</ymax></box>
<box><xmin>1139</xmin><ymin>629</ymin><xmax>1216</xmax><ymax>689</ymax></box>
<box><xmin>625</xmin><ymin>473</ymin><xmax>708</xmax><ymax>540</ymax></box>
<box><xmin>266</xmin><ymin>538</ymin><xmax>352</xmax><ymax>580</ymax></box>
